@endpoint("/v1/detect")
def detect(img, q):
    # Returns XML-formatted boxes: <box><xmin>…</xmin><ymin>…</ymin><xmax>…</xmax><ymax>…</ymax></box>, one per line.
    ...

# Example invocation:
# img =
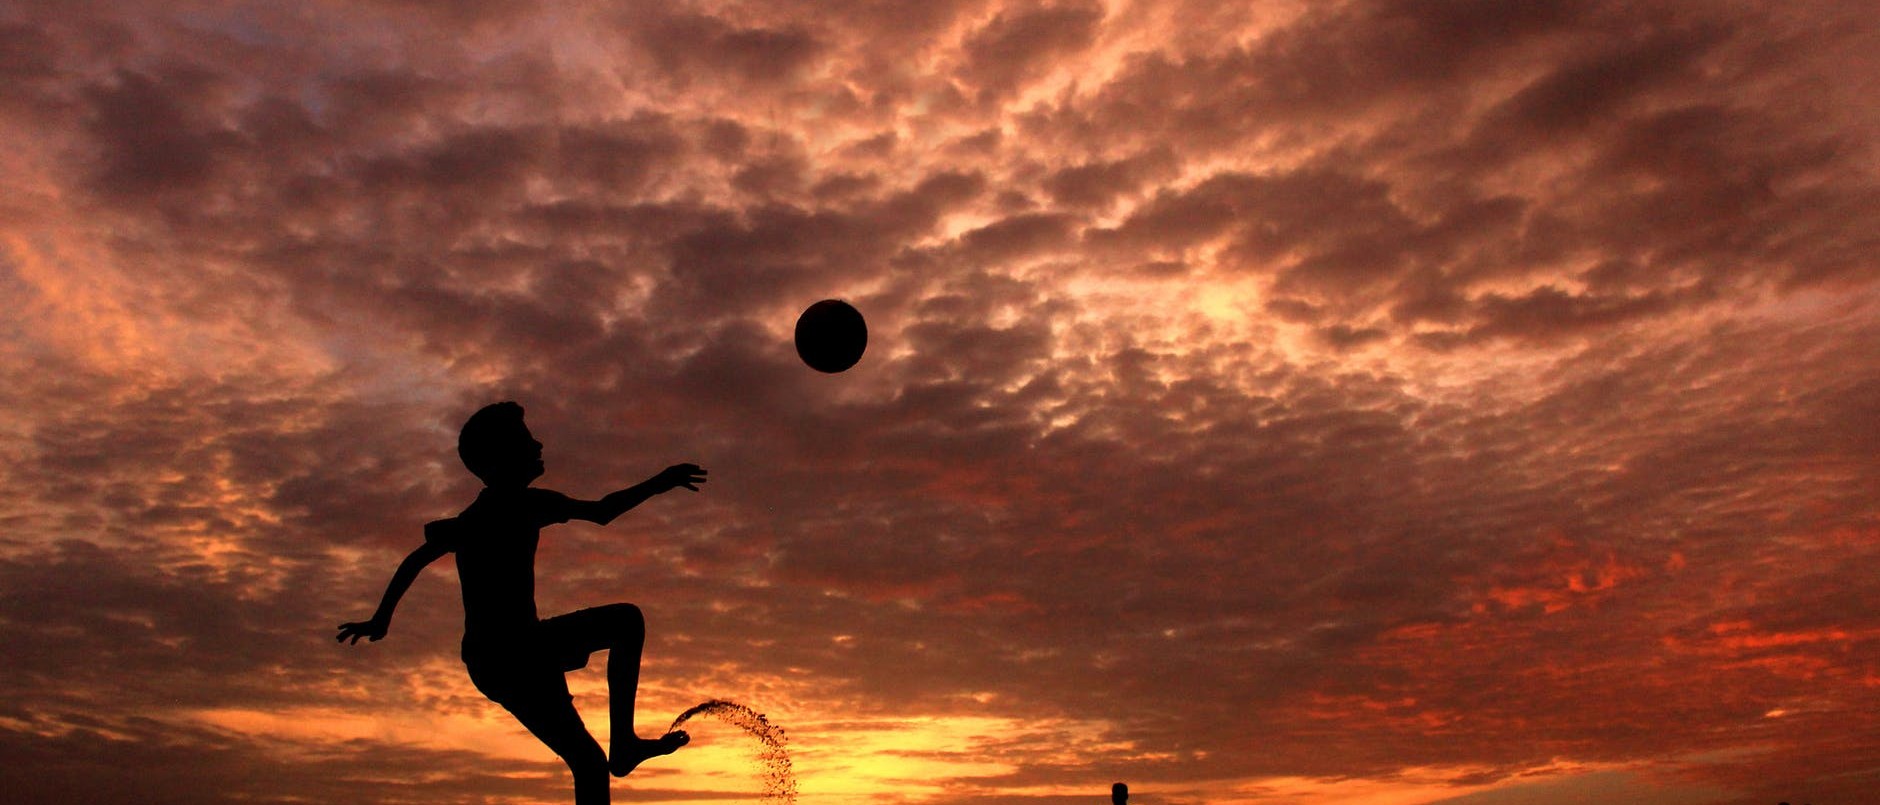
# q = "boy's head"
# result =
<box><xmin>458</xmin><ymin>401</ymin><xmax>544</xmax><ymax>488</ymax></box>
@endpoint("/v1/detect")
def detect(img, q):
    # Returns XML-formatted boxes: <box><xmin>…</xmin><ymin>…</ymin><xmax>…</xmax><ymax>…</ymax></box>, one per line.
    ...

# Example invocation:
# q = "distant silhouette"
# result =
<box><xmin>338</xmin><ymin>401</ymin><xmax>706</xmax><ymax>805</ymax></box>
<box><xmin>1113</xmin><ymin>782</ymin><xmax>1128</xmax><ymax>805</ymax></box>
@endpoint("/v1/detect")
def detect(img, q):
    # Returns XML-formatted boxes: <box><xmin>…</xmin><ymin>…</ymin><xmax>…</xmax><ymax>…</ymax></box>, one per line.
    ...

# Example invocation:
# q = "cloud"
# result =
<box><xmin>625</xmin><ymin>8</ymin><xmax>827</xmax><ymax>89</ymax></box>
<box><xmin>959</xmin><ymin>2</ymin><xmax>1106</xmax><ymax>99</ymax></box>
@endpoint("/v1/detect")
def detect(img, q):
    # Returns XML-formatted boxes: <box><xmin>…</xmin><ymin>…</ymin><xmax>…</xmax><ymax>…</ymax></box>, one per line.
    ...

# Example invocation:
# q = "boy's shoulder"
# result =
<box><xmin>443</xmin><ymin>486</ymin><xmax>578</xmax><ymax>530</ymax></box>
<box><xmin>465</xmin><ymin>485</ymin><xmax>572</xmax><ymax>507</ymax></box>
<box><xmin>513</xmin><ymin>486</ymin><xmax>576</xmax><ymax>512</ymax></box>
<box><xmin>525</xmin><ymin>487</ymin><xmax>578</xmax><ymax>524</ymax></box>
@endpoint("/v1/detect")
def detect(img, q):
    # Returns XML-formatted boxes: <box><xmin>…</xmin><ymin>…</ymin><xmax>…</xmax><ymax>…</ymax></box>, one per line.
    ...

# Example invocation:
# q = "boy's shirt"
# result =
<box><xmin>427</xmin><ymin>486</ymin><xmax>578</xmax><ymax>636</ymax></box>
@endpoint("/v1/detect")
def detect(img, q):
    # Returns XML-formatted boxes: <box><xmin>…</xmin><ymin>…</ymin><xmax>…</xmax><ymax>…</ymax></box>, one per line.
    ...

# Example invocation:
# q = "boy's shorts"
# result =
<box><xmin>461</xmin><ymin>608</ymin><xmax>611</xmax><ymax>715</ymax></box>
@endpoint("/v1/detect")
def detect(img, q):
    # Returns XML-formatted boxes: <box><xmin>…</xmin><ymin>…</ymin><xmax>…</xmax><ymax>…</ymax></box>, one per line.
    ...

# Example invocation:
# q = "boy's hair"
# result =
<box><xmin>458</xmin><ymin>401</ymin><xmax>529</xmax><ymax>484</ymax></box>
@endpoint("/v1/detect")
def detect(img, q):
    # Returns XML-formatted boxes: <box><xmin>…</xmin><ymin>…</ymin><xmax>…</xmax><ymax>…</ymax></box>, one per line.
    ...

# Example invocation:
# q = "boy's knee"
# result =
<box><xmin>608</xmin><ymin>603</ymin><xmax>645</xmax><ymax>633</ymax></box>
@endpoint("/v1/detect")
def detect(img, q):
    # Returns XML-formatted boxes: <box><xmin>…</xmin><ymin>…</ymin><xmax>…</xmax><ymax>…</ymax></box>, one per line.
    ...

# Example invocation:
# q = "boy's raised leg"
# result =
<box><xmin>541</xmin><ymin>604</ymin><xmax>687</xmax><ymax>777</ymax></box>
<box><xmin>597</xmin><ymin>603</ymin><xmax>688</xmax><ymax>776</ymax></box>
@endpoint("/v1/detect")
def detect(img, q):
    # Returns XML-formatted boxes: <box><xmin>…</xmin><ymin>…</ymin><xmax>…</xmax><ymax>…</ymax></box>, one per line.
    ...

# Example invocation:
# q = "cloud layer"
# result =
<box><xmin>1</xmin><ymin>1</ymin><xmax>1875</xmax><ymax>803</ymax></box>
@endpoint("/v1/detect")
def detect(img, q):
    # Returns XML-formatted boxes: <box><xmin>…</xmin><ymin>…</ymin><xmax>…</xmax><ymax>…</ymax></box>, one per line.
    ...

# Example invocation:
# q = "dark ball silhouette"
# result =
<box><xmin>794</xmin><ymin>299</ymin><xmax>867</xmax><ymax>373</ymax></box>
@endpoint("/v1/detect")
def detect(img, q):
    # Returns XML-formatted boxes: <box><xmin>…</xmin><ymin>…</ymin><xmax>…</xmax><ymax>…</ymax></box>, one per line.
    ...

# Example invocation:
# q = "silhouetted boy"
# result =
<box><xmin>339</xmin><ymin>401</ymin><xmax>704</xmax><ymax>805</ymax></box>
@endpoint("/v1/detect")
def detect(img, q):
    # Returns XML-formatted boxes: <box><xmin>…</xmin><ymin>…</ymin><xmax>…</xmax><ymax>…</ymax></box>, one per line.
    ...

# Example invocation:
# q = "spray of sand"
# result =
<box><xmin>669</xmin><ymin>699</ymin><xmax>797</xmax><ymax>804</ymax></box>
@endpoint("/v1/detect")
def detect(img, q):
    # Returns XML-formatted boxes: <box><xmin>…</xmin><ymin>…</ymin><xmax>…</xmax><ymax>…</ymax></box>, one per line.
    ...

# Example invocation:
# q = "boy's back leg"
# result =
<box><xmin>541</xmin><ymin>603</ymin><xmax>688</xmax><ymax>776</ymax></box>
<box><xmin>508</xmin><ymin>700</ymin><xmax>611</xmax><ymax>805</ymax></box>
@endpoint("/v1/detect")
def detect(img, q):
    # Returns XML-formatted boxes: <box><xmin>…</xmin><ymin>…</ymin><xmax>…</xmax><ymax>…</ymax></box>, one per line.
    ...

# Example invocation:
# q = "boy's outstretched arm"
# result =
<box><xmin>570</xmin><ymin>463</ymin><xmax>707</xmax><ymax>526</ymax></box>
<box><xmin>337</xmin><ymin>534</ymin><xmax>449</xmax><ymax>645</ymax></box>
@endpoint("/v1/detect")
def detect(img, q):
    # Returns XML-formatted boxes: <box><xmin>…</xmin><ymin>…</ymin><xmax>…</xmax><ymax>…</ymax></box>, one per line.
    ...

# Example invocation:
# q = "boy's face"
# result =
<box><xmin>520</xmin><ymin>431</ymin><xmax>545</xmax><ymax>481</ymax></box>
<box><xmin>490</xmin><ymin>426</ymin><xmax>545</xmax><ymax>486</ymax></box>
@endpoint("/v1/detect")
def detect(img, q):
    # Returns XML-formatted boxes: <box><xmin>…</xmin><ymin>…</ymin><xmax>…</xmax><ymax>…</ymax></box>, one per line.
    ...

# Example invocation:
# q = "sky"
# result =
<box><xmin>0</xmin><ymin>1</ymin><xmax>1876</xmax><ymax>804</ymax></box>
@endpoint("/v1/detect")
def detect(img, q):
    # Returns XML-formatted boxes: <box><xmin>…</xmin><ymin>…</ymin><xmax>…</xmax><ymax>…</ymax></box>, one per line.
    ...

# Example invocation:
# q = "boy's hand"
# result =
<box><xmin>337</xmin><ymin>617</ymin><xmax>389</xmax><ymax>645</ymax></box>
<box><xmin>654</xmin><ymin>463</ymin><xmax>708</xmax><ymax>493</ymax></box>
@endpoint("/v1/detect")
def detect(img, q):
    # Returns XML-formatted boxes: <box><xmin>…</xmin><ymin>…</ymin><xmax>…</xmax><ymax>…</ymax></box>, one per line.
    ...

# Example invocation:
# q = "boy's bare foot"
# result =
<box><xmin>610</xmin><ymin>731</ymin><xmax>689</xmax><ymax>778</ymax></box>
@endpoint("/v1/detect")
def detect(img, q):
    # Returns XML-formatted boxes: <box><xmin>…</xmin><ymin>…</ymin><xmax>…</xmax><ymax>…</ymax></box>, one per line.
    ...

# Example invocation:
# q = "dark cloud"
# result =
<box><xmin>83</xmin><ymin>67</ymin><xmax>243</xmax><ymax>197</ymax></box>
<box><xmin>959</xmin><ymin>2</ymin><xmax>1105</xmax><ymax>98</ymax></box>
<box><xmin>0</xmin><ymin>22</ymin><xmax>59</xmax><ymax>80</ymax></box>
<box><xmin>956</xmin><ymin>212</ymin><xmax>1079</xmax><ymax>262</ymax></box>
<box><xmin>0</xmin><ymin>711</ymin><xmax>608</xmax><ymax>805</ymax></box>
<box><xmin>1468</xmin><ymin>23</ymin><xmax>1730</xmax><ymax>144</ymax></box>
<box><xmin>625</xmin><ymin>8</ymin><xmax>827</xmax><ymax>88</ymax></box>
<box><xmin>1041</xmin><ymin>148</ymin><xmax>1177</xmax><ymax>211</ymax></box>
